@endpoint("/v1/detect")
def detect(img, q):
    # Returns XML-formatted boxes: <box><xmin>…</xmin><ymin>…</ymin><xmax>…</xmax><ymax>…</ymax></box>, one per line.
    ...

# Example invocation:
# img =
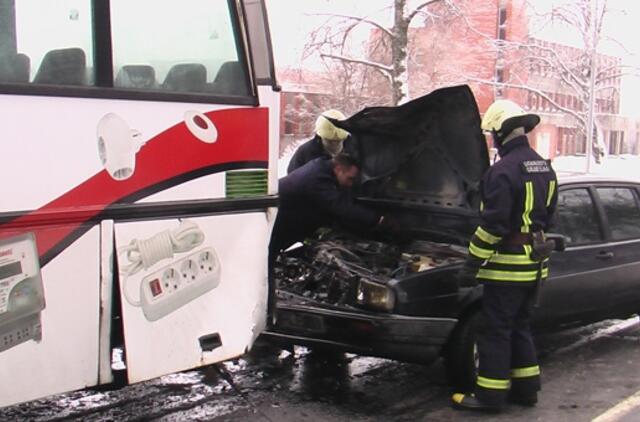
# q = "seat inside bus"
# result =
<box><xmin>0</xmin><ymin>53</ymin><xmax>30</xmax><ymax>83</ymax></box>
<box><xmin>208</xmin><ymin>61</ymin><xmax>249</xmax><ymax>96</ymax></box>
<box><xmin>33</xmin><ymin>48</ymin><xmax>87</xmax><ymax>85</ymax></box>
<box><xmin>13</xmin><ymin>53</ymin><xmax>250</xmax><ymax>95</ymax></box>
<box><xmin>115</xmin><ymin>65</ymin><xmax>157</xmax><ymax>89</ymax></box>
<box><xmin>162</xmin><ymin>63</ymin><xmax>207</xmax><ymax>92</ymax></box>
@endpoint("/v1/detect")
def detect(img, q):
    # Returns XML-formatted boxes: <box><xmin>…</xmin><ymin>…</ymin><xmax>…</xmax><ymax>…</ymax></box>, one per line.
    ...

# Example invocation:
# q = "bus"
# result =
<box><xmin>0</xmin><ymin>0</ymin><xmax>279</xmax><ymax>407</ymax></box>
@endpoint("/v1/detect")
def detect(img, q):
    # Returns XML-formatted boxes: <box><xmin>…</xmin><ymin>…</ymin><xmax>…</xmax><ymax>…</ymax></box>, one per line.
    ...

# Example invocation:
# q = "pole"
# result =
<box><xmin>585</xmin><ymin>0</ymin><xmax>598</xmax><ymax>174</ymax></box>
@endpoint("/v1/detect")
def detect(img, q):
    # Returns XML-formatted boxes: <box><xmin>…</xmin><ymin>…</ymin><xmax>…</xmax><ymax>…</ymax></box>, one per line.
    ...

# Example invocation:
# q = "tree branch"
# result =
<box><xmin>311</xmin><ymin>13</ymin><xmax>393</xmax><ymax>37</ymax></box>
<box><xmin>407</xmin><ymin>0</ymin><xmax>444</xmax><ymax>23</ymax></box>
<box><xmin>514</xmin><ymin>54</ymin><xmax>585</xmax><ymax>94</ymax></box>
<box><xmin>596</xmin><ymin>72</ymin><xmax>639</xmax><ymax>87</ymax></box>
<box><xmin>466</xmin><ymin>76</ymin><xmax>586</xmax><ymax>125</ymax></box>
<box><xmin>320</xmin><ymin>53</ymin><xmax>393</xmax><ymax>78</ymax></box>
<box><xmin>510</xmin><ymin>39</ymin><xmax>588</xmax><ymax>89</ymax></box>
<box><xmin>596</xmin><ymin>64</ymin><xmax>640</xmax><ymax>80</ymax></box>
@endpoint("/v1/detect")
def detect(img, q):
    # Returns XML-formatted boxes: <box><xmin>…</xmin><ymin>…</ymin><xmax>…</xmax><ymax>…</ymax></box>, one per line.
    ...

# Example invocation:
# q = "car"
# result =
<box><xmin>263</xmin><ymin>85</ymin><xmax>640</xmax><ymax>390</ymax></box>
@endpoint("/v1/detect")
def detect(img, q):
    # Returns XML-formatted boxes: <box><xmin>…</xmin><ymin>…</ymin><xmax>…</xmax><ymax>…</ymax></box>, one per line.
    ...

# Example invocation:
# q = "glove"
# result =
<box><xmin>455</xmin><ymin>258</ymin><xmax>482</xmax><ymax>287</ymax></box>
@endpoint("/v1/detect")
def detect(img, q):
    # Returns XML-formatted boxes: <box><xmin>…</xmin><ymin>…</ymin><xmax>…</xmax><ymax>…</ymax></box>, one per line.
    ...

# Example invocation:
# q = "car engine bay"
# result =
<box><xmin>275</xmin><ymin>232</ymin><xmax>467</xmax><ymax>308</ymax></box>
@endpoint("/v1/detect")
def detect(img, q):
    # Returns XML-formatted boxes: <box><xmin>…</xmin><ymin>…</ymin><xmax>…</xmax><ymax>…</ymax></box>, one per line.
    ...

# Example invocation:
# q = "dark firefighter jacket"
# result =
<box><xmin>468</xmin><ymin>135</ymin><xmax>558</xmax><ymax>285</ymax></box>
<box><xmin>287</xmin><ymin>135</ymin><xmax>357</xmax><ymax>174</ymax></box>
<box><xmin>270</xmin><ymin>157</ymin><xmax>380</xmax><ymax>256</ymax></box>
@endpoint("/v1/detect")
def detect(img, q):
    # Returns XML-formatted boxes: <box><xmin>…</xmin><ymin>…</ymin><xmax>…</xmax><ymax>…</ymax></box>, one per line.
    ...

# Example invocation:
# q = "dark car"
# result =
<box><xmin>264</xmin><ymin>85</ymin><xmax>640</xmax><ymax>389</ymax></box>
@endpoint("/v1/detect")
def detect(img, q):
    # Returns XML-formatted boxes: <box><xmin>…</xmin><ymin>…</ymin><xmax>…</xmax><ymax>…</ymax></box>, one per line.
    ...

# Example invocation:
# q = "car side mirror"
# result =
<box><xmin>546</xmin><ymin>233</ymin><xmax>566</xmax><ymax>252</ymax></box>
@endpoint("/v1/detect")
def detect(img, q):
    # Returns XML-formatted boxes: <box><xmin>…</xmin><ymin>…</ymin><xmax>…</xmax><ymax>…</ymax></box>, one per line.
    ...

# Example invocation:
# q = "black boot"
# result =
<box><xmin>451</xmin><ymin>393</ymin><xmax>502</xmax><ymax>412</ymax></box>
<box><xmin>508</xmin><ymin>392</ymin><xmax>538</xmax><ymax>407</ymax></box>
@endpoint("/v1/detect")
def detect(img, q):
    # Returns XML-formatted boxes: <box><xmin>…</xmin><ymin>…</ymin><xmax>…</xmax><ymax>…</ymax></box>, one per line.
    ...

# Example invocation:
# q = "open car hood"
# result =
<box><xmin>335</xmin><ymin>85</ymin><xmax>488</xmax><ymax>211</ymax></box>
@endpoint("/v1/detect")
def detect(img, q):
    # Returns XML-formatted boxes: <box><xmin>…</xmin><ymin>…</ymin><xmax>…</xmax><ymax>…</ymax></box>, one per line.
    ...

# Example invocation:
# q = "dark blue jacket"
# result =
<box><xmin>481</xmin><ymin>136</ymin><xmax>557</xmax><ymax>236</ymax></box>
<box><xmin>270</xmin><ymin>157</ymin><xmax>379</xmax><ymax>256</ymax></box>
<box><xmin>467</xmin><ymin>135</ymin><xmax>558</xmax><ymax>285</ymax></box>
<box><xmin>287</xmin><ymin>135</ymin><xmax>357</xmax><ymax>174</ymax></box>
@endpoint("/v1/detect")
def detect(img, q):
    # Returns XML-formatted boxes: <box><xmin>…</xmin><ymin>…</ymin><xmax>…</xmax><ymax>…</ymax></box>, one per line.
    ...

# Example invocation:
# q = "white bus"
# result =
<box><xmin>0</xmin><ymin>0</ymin><xmax>279</xmax><ymax>407</ymax></box>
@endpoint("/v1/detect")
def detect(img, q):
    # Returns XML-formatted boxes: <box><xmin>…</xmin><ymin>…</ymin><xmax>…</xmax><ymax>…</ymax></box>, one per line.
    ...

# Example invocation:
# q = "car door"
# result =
<box><xmin>590</xmin><ymin>185</ymin><xmax>640</xmax><ymax>316</ymax></box>
<box><xmin>536</xmin><ymin>185</ymin><xmax>611</xmax><ymax>326</ymax></box>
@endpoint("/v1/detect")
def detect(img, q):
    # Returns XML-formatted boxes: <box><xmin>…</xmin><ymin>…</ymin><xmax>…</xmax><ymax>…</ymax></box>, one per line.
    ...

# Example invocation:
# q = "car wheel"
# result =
<box><xmin>444</xmin><ymin>310</ymin><xmax>481</xmax><ymax>391</ymax></box>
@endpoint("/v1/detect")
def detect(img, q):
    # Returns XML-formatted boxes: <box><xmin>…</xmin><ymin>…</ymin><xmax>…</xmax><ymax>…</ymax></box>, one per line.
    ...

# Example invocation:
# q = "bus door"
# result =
<box><xmin>0</xmin><ymin>0</ymin><xmax>279</xmax><ymax>406</ymax></box>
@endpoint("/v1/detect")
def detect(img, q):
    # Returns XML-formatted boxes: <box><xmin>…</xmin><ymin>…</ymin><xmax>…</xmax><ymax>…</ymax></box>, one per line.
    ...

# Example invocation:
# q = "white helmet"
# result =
<box><xmin>315</xmin><ymin>109</ymin><xmax>349</xmax><ymax>142</ymax></box>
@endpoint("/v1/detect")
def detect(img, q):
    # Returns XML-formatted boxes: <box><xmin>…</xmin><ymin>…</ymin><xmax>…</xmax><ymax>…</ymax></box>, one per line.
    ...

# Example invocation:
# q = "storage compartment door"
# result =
<box><xmin>115</xmin><ymin>213</ymin><xmax>269</xmax><ymax>383</ymax></box>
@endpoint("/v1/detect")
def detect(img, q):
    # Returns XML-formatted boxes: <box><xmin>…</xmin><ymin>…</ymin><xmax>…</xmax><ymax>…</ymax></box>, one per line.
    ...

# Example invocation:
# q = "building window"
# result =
<box><xmin>498</xmin><ymin>26</ymin><xmax>506</xmax><ymax>41</ymax></box>
<box><xmin>577</xmin><ymin>134</ymin><xmax>586</xmax><ymax>154</ymax></box>
<box><xmin>557</xmin><ymin>129</ymin><xmax>565</xmax><ymax>155</ymax></box>
<box><xmin>544</xmin><ymin>92</ymin><xmax>551</xmax><ymax>111</ymax></box>
<box><xmin>497</xmin><ymin>5</ymin><xmax>507</xmax><ymax>40</ymax></box>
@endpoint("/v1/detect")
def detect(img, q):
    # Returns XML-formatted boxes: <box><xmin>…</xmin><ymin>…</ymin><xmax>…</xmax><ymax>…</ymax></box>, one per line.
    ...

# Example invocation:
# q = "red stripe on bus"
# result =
<box><xmin>0</xmin><ymin>107</ymin><xmax>269</xmax><ymax>260</ymax></box>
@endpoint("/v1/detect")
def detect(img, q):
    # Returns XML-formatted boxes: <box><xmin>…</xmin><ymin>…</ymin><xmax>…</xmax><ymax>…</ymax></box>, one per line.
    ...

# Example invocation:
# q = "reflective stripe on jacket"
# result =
<box><xmin>468</xmin><ymin>136</ymin><xmax>558</xmax><ymax>285</ymax></box>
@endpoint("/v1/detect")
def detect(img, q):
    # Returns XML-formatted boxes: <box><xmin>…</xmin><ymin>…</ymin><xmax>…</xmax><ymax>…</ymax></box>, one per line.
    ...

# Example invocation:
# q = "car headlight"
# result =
<box><xmin>356</xmin><ymin>278</ymin><xmax>396</xmax><ymax>312</ymax></box>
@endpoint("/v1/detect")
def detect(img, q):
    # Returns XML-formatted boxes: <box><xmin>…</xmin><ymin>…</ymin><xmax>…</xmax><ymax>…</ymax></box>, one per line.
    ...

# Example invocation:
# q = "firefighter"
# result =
<box><xmin>268</xmin><ymin>153</ymin><xmax>384</xmax><ymax>324</ymax></box>
<box><xmin>271</xmin><ymin>153</ymin><xmax>381</xmax><ymax>258</ymax></box>
<box><xmin>451</xmin><ymin>99</ymin><xmax>558</xmax><ymax>412</ymax></box>
<box><xmin>287</xmin><ymin>109</ymin><xmax>356</xmax><ymax>174</ymax></box>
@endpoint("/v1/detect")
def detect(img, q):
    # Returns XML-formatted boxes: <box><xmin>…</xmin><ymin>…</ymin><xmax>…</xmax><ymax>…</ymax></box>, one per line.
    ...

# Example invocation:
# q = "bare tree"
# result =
<box><xmin>304</xmin><ymin>0</ymin><xmax>451</xmax><ymax>105</ymax></box>
<box><xmin>318</xmin><ymin>57</ymin><xmax>382</xmax><ymax>114</ymax></box>
<box><xmin>464</xmin><ymin>0</ymin><xmax>638</xmax><ymax>163</ymax></box>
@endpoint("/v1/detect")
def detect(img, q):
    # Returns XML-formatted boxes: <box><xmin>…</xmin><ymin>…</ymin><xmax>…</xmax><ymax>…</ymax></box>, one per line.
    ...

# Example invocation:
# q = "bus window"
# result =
<box><xmin>110</xmin><ymin>0</ymin><xmax>251</xmax><ymax>96</ymax></box>
<box><xmin>0</xmin><ymin>0</ymin><xmax>95</xmax><ymax>85</ymax></box>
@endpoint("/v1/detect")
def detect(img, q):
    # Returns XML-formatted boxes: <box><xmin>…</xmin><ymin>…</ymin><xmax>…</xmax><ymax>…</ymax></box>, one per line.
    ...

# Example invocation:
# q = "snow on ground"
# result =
<box><xmin>552</xmin><ymin>154</ymin><xmax>640</xmax><ymax>179</ymax></box>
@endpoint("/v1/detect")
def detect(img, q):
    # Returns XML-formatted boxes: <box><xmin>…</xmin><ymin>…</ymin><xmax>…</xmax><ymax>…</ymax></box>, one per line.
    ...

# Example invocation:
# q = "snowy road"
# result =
<box><xmin>3</xmin><ymin>317</ymin><xmax>640</xmax><ymax>421</ymax></box>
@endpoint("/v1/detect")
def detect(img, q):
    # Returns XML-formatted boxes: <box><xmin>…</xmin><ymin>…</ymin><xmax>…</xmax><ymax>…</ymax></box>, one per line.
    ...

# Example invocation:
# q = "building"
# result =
<box><xmin>277</xmin><ymin>0</ymin><xmax>638</xmax><ymax>160</ymax></box>
<box><xmin>277</xmin><ymin>68</ymin><xmax>334</xmax><ymax>156</ymax></box>
<box><xmin>407</xmin><ymin>0</ymin><xmax>637</xmax><ymax>159</ymax></box>
<box><xmin>277</xmin><ymin>66</ymin><xmax>380</xmax><ymax>156</ymax></box>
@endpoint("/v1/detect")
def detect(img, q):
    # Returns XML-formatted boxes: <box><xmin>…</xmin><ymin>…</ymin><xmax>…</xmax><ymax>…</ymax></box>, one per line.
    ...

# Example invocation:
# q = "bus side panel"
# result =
<box><xmin>0</xmin><ymin>95</ymin><xmax>270</xmax><ymax>403</ymax></box>
<box><xmin>0</xmin><ymin>95</ymin><xmax>268</xmax><ymax>213</ymax></box>
<box><xmin>0</xmin><ymin>226</ymin><xmax>100</xmax><ymax>407</ymax></box>
<box><xmin>114</xmin><ymin>213</ymin><xmax>268</xmax><ymax>383</ymax></box>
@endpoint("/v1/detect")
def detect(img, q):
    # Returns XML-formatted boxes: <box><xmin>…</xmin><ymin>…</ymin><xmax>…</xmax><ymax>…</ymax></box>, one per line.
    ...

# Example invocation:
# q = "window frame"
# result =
<box><xmin>240</xmin><ymin>0</ymin><xmax>278</xmax><ymax>89</ymax></box>
<box><xmin>0</xmin><ymin>0</ymin><xmax>258</xmax><ymax>106</ymax></box>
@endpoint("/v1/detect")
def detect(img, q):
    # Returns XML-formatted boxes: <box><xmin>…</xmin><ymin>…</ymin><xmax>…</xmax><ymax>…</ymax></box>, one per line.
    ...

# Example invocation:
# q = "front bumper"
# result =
<box><xmin>263</xmin><ymin>303</ymin><xmax>457</xmax><ymax>364</ymax></box>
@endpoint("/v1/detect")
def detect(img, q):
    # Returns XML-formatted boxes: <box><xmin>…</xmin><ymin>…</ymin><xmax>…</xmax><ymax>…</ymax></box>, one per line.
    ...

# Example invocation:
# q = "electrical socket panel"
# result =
<box><xmin>139</xmin><ymin>247</ymin><xmax>221</xmax><ymax>321</ymax></box>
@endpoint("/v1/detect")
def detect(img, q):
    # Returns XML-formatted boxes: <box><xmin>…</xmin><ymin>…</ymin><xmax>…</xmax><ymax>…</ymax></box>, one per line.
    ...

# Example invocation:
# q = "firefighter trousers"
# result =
<box><xmin>475</xmin><ymin>284</ymin><xmax>541</xmax><ymax>405</ymax></box>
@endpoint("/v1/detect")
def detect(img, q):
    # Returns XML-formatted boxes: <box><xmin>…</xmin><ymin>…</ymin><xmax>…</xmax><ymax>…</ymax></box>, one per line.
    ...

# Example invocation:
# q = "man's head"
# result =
<box><xmin>332</xmin><ymin>153</ymin><xmax>360</xmax><ymax>188</ymax></box>
<box><xmin>481</xmin><ymin>99</ymin><xmax>540</xmax><ymax>147</ymax></box>
<box><xmin>315</xmin><ymin>109</ymin><xmax>349</xmax><ymax>155</ymax></box>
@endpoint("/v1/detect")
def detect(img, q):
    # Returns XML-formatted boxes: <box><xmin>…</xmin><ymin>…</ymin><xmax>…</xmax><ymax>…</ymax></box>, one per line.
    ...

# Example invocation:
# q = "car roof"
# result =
<box><xmin>557</xmin><ymin>171</ymin><xmax>640</xmax><ymax>186</ymax></box>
